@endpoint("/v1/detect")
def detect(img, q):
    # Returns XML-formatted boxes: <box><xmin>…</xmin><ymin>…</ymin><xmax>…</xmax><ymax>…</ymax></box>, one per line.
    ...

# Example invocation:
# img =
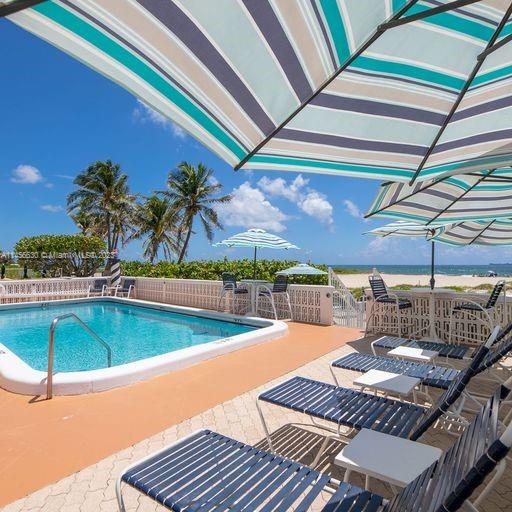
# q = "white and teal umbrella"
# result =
<box><xmin>367</xmin><ymin>169</ymin><xmax>512</xmax><ymax>224</ymax></box>
<box><xmin>276</xmin><ymin>263</ymin><xmax>327</xmax><ymax>276</ymax></box>
<box><xmin>214</xmin><ymin>228</ymin><xmax>298</xmax><ymax>279</ymax></box>
<box><xmin>430</xmin><ymin>219</ymin><xmax>512</xmax><ymax>246</ymax></box>
<box><xmin>366</xmin><ymin>221</ymin><xmax>439</xmax><ymax>289</ymax></box>
<box><xmin>5</xmin><ymin>1</ymin><xmax>512</xmax><ymax>183</ymax></box>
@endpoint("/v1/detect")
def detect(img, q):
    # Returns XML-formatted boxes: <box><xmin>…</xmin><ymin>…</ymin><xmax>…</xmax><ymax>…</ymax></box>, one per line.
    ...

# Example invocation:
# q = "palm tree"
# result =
<box><xmin>67</xmin><ymin>160</ymin><xmax>136</xmax><ymax>253</ymax></box>
<box><xmin>70</xmin><ymin>210</ymin><xmax>101</xmax><ymax>236</ymax></box>
<box><xmin>128</xmin><ymin>195</ymin><xmax>180</xmax><ymax>263</ymax></box>
<box><xmin>164</xmin><ymin>162</ymin><xmax>231</xmax><ymax>263</ymax></box>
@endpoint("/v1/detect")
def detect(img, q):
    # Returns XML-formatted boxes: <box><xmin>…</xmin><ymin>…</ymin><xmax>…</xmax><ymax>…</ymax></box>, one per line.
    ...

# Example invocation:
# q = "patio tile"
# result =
<box><xmin>3</xmin><ymin>333</ymin><xmax>511</xmax><ymax>512</ymax></box>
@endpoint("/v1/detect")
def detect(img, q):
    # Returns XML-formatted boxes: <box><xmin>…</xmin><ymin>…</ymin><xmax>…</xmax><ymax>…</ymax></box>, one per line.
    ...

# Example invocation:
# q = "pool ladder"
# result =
<box><xmin>46</xmin><ymin>313</ymin><xmax>112</xmax><ymax>399</ymax></box>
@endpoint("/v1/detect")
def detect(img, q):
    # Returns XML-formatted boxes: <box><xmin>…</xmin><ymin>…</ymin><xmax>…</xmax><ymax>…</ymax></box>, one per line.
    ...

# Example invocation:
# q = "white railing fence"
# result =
<box><xmin>365</xmin><ymin>288</ymin><xmax>509</xmax><ymax>346</ymax></box>
<box><xmin>132</xmin><ymin>277</ymin><xmax>335</xmax><ymax>325</ymax></box>
<box><xmin>0</xmin><ymin>276</ymin><xmax>335</xmax><ymax>326</ymax></box>
<box><xmin>328</xmin><ymin>268</ymin><xmax>365</xmax><ymax>329</ymax></box>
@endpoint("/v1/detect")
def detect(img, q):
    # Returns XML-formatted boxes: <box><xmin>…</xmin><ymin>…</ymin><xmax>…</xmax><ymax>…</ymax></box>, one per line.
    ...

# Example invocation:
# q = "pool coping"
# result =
<box><xmin>0</xmin><ymin>297</ymin><xmax>288</xmax><ymax>396</ymax></box>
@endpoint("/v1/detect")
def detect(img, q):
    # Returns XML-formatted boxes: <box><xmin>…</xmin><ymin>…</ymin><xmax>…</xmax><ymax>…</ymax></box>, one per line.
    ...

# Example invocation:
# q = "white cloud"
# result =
<box><xmin>216</xmin><ymin>182</ymin><xmax>288</xmax><ymax>232</ymax></box>
<box><xmin>11</xmin><ymin>165</ymin><xmax>43</xmax><ymax>184</ymax></box>
<box><xmin>133</xmin><ymin>100</ymin><xmax>187</xmax><ymax>139</ymax></box>
<box><xmin>55</xmin><ymin>174</ymin><xmax>74</xmax><ymax>180</ymax></box>
<box><xmin>301</xmin><ymin>191</ymin><xmax>333</xmax><ymax>225</ymax></box>
<box><xmin>40</xmin><ymin>204</ymin><xmax>63</xmax><ymax>213</ymax></box>
<box><xmin>257</xmin><ymin>174</ymin><xmax>333</xmax><ymax>226</ymax></box>
<box><xmin>343</xmin><ymin>199</ymin><xmax>366</xmax><ymax>221</ymax></box>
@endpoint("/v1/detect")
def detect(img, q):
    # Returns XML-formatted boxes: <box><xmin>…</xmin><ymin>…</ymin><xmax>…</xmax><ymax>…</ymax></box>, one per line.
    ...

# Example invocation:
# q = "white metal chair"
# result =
<box><xmin>449</xmin><ymin>280</ymin><xmax>505</xmax><ymax>343</ymax></box>
<box><xmin>217</xmin><ymin>272</ymin><xmax>248</xmax><ymax>314</ymax></box>
<box><xmin>114</xmin><ymin>278</ymin><xmax>136</xmax><ymax>298</ymax></box>
<box><xmin>365</xmin><ymin>275</ymin><xmax>413</xmax><ymax>337</ymax></box>
<box><xmin>87</xmin><ymin>278</ymin><xmax>108</xmax><ymax>297</ymax></box>
<box><xmin>256</xmin><ymin>275</ymin><xmax>292</xmax><ymax>320</ymax></box>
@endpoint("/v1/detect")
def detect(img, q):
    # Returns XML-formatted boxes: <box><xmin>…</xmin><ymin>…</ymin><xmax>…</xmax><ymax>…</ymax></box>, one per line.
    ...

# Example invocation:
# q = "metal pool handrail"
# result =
<box><xmin>47</xmin><ymin>313</ymin><xmax>112</xmax><ymax>399</ymax></box>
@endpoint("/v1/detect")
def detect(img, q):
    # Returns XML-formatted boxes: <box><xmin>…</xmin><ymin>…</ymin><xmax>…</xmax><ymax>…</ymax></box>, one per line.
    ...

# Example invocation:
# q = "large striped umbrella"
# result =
<box><xmin>214</xmin><ymin>228</ymin><xmax>298</xmax><ymax>279</ymax></box>
<box><xmin>366</xmin><ymin>221</ymin><xmax>439</xmax><ymax>289</ymax></box>
<box><xmin>4</xmin><ymin>1</ymin><xmax>512</xmax><ymax>183</ymax></box>
<box><xmin>430</xmin><ymin>219</ymin><xmax>512</xmax><ymax>245</ymax></box>
<box><xmin>367</xmin><ymin>168</ymin><xmax>512</xmax><ymax>224</ymax></box>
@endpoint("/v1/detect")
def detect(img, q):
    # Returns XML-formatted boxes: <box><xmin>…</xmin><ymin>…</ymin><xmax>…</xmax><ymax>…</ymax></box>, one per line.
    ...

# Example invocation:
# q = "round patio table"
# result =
<box><xmin>240</xmin><ymin>279</ymin><xmax>271</xmax><ymax>316</ymax></box>
<box><xmin>409</xmin><ymin>287</ymin><xmax>453</xmax><ymax>341</ymax></box>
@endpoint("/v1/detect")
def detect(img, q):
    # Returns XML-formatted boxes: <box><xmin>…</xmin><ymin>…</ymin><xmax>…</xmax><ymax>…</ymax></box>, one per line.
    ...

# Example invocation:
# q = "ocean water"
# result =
<box><xmin>332</xmin><ymin>264</ymin><xmax>512</xmax><ymax>276</ymax></box>
<box><xmin>0</xmin><ymin>301</ymin><xmax>256</xmax><ymax>372</ymax></box>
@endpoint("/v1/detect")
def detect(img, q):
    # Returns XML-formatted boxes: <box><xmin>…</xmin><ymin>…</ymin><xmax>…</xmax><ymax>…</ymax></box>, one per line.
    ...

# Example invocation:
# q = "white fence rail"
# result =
<box><xmin>329</xmin><ymin>269</ymin><xmax>365</xmax><ymax>329</ymax></box>
<box><xmin>0</xmin><ymin>276</ymin><xmax>335</xmax><ymax>326</ymax></box>
<box><xmin>365</xmin><ymin>288</ymin><xmax>509</xmax><ymax>345</ymax></box>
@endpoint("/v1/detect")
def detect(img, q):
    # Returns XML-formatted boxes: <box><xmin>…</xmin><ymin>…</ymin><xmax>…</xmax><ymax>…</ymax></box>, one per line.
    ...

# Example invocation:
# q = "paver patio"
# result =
<box><xmin>2</xmin><ymin>328</ymin><xmax>511</xmax><ymax>511</ymax></box>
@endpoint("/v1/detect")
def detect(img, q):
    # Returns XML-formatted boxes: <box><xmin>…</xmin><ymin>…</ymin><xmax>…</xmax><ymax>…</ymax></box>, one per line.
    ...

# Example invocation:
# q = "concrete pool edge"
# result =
<box><xmin>0</xmin><ymin>297</ymin><xmax>288</xmax><ymax>396</ymax></box>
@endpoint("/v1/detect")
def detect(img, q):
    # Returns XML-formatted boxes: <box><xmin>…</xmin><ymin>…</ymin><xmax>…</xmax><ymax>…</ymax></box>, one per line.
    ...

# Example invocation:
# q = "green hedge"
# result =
<box><xmin>121</xmin><ymin>259</ymin><xmax>329</xmax><ymax>285</ymax></box>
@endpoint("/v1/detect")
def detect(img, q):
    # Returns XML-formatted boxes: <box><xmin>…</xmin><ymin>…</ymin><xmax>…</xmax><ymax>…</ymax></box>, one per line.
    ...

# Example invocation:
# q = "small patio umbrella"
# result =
<box><xmin>6</xmin><ymin>1</ymin><xmax>512</xmax><ymax>183</ymax></box>
<box><xmin>214</xmin><ymin>228</ymin><xmax>298</xmax><ymax>280</ymax></box>
<box><xmin>430</xmin><ymin>219</ymin><xmax>512</xmax><ymax>246</ymax></box>
<box><xmin>366</xmin><ymin>221</ymin><xmax>438</xmax><ymax>289</ymax></box>
<box><xmin>276</xmin><ymin>263</ymin><xmax>327</xmax><ymax>276</ymax></box>
<box><xmin>367</xmin><ymin>168</ymin><xmax>512</xmax><ymax>225</ymax></box>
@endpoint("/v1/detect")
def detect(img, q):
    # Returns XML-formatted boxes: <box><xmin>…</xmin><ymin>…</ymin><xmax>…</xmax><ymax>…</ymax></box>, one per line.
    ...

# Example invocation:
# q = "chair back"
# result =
<box><xmin>121</xmin><ymin>278</ymin><xmax>135</xmax><ymax>290</ymax></box>
<box><xmin>93</xmin><ymin>278</ymin><xmax>107</xmax><ymax>290</ymax></box>
<box><xmin>409</xmin><ymin>331</ymin><xmax>496</xmax><ymax>441</ymax></box>
<box><xmin>272</xmin><ymin>275</ymin><xmax>288</xmax><ymax>293</ymax></box>
<box><xmin>369</xmin><ymin>275</ymin><xmax>388</xmax><ymax>299</ymax></box>
<box><xmin>386</xmin><ymin>383</ymin><xmax>511</xmax><ymax>512</ymax></box>
<box><xmin>485</xmin><ymin>280</ymin><xmax>505</xmax><ymax>308</ymax></box>
<box><xmin>476</xmin><ymin>321</ymin><xmax>512</xmax><ymax>374</ymax></box>
<box><xmin>221</xmin><ymin>272</ymin><xmax>237</xmax><ymax>289</ymax></box>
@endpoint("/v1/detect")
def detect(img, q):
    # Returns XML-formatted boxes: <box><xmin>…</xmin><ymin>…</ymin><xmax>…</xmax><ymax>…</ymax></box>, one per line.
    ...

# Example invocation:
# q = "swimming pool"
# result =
<box><xmin>0</xmin><ymin>298</ymin><xmax>287</xmax><ymax>396</ymax></box>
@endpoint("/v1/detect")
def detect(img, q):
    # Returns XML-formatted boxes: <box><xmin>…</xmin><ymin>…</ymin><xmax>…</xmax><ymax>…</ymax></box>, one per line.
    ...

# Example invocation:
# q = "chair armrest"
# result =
<box><xmin>450</xmin><ymin>298</ymin><xmax>486</xmax><ymax>311</ymax></box>
<box><xmin>257</xmin><ymin>284</ymin><xmax>273</xmax><ymax>296</ymax></box>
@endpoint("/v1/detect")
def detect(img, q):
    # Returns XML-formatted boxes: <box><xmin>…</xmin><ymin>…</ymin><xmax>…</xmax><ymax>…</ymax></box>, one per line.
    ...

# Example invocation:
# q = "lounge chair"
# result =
<box><xmin>332</xmin><ymin>322</ymin><xmax>512</xmax><ymax>390</ymax></box>
<box><xmin>448</xmin><ymin>280</ymin><xmax>506</xmax><ymax>343</ymax></box>
<box><xmin>217</xmin><ymin>272</ymin><xmax>248</xmax><ymax>313</ymax></box>
<box><xmin>117</xmin><ymin>383</ymin><xmax>512</xmax><ymax>512</ymax></box>
<box><xmin>371</xmin><ymin>334</ymin><xmax>471</xmax><ymax>359</ymax></box>
<box><xmin>256</xmin><ymin>275</ymin><xmax>292</xmax><ymax>320</ymax></box>
<box><xmin>366</xmin><ymin>275</ymin><xmax>413</xmax><ymax>337</ymax></box>
<box><xmin>87</xmin><ymin>278</ymin><xmax>108</xmax><ymax>297</ymax></box>
<box><xmin>256</xmin><ymin>330</ymin><xmax>496</xmax><ymax>465</ymax></box>
<box><xmin>114</xmin><ymin>278</ymin><xmax>135</xmax><ymax>298</ymax></box>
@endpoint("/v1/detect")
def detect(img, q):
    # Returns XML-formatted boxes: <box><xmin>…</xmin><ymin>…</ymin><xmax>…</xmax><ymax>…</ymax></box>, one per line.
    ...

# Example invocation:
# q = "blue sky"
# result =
<box><xmin>0</xmin><ymin>19</ymin><xmax>508</xmax><ymax>266</ymax></box>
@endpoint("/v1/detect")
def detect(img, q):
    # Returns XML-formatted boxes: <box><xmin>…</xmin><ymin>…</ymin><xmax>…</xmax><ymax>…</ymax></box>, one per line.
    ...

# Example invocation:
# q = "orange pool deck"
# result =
<box><xmin>0</xmin><ymin>322</ymin><xmax>361</xmax><ymax>507</ymax></box>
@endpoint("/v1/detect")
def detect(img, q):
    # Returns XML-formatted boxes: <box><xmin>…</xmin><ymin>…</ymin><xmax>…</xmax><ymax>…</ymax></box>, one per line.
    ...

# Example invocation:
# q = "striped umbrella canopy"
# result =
<box><xmin>276</xmin><ymin>263</ymin><xmax>327</xmax><ymax>276</ymax></box>
<box><xmin>214</xmin><ymin>228</ymin><xmax>298</xmax><ymax>279</ymax></box>
<box><xmin>430</xmin><ymin>218</ymin><xmax>512</xmax><ymax>244</ymax></box>
<box><xmin>367</xmin><ymin>221</ymin><xmax>439</xmax><ymax>288</ymax></box>
<box><xmin>366</xmin><ymin>220</ymin><xmax>437</xmax><ymax>237</ymax></box>
<box><xmin>4</xmin><ymin>1</ymin><xmax>512</xmax><ymax>183</ymax></box>
<box><xmin>367</xmin><ymin>168</ymin><xmax>512</xmax><ymax>224</ymax></box>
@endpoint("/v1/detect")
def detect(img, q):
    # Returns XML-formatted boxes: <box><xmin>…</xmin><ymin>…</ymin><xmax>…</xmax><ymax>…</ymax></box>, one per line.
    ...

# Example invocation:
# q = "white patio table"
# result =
<box><xmin>240</xmin><ymin>279</ymin><xmax>271</xmax><ymax>316</ymax></box>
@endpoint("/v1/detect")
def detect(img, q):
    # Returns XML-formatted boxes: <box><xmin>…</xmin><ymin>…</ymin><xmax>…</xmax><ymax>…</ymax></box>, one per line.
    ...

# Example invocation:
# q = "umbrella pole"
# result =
<box><xmin>430</xmin><ymin>241</ymin><xmax>436</xmax><ymax>290</ymax></box>
<box><xmin>253</xmin><ymin>247</ymin><xmax>257</xmax><ymax>280</ymax></box>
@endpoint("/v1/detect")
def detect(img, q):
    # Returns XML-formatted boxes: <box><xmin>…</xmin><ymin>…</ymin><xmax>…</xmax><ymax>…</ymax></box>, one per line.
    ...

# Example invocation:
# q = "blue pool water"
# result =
<box><xmin>0</xmin><ymin>301</ymin><xmax>256</xmax><ymax>372</ymax></box>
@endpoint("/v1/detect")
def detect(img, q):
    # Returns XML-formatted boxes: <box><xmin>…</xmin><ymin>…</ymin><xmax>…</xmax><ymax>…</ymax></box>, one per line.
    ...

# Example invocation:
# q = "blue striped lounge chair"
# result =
<box><xmin>116</xmin><ymin>383</ymin><xmax>512</xmax><ymax>512</ymax></box>
<box><xmin>333</xmin><ymin>323</ymin><xmax>512</xmax><ymax>391</ymax></box>
<box><xmin>256</xmin><ymin>333</ymin><xmax>495</xmax><ymax>466</ymax></box>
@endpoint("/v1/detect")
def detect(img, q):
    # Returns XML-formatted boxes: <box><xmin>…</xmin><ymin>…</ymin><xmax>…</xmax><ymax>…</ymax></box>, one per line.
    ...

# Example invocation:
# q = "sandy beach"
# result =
<box><xmin>338</xmin><ymin>272</ymin><xmax>507</xmax><ymax>289</ymax></box>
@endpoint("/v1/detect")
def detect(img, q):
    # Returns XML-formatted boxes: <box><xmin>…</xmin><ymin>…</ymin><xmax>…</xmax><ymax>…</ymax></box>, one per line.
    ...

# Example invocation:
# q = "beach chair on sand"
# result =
<box><xmin>117</xmin><ymin>383</ymin><xmax>512</xmax><ymax>512</ymax></box>
<box><xmin>256</xmin><ymin>332</ymin><xmax>496</xmax><ymax>466</ymax></box>
<box><xmin>332</xmin><ymin>322</ymin><xmax>512</xmax><ymax>391</ymax></box>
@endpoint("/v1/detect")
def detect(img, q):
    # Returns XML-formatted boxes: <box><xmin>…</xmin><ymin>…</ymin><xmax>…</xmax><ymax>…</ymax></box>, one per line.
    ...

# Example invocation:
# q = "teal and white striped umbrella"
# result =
<box><xmin>276</xmin><ymin>263</ymin><xmax>327</xmax><ymax>276</ymax></box>
<box><xmin>4</xmin><ymin>1</ymin><xmax>512</xmax><ymax>183</ymax></box>
<box><xmin>367</xmin><ymin>221</ymin><xmax>439</xmax><ymax>289</ymax></box>
<box><xmin>366</xmin><ymin>221</ymin><xmax>437</xmax><ymax>238</ymax></box>
<box><xmin>214</xmin><ymin>228</ymin><xmax>298</xmax><ymax>279</ymax></box>
<box><xmin>367</xmin><ymin>168</ymin><xmax>512</xmax><ymax>225</ymax></box>
<box><xmin>431</xmin><ymin>219</ymin><xmax>512</xmax><ymax>245</ymax></box>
